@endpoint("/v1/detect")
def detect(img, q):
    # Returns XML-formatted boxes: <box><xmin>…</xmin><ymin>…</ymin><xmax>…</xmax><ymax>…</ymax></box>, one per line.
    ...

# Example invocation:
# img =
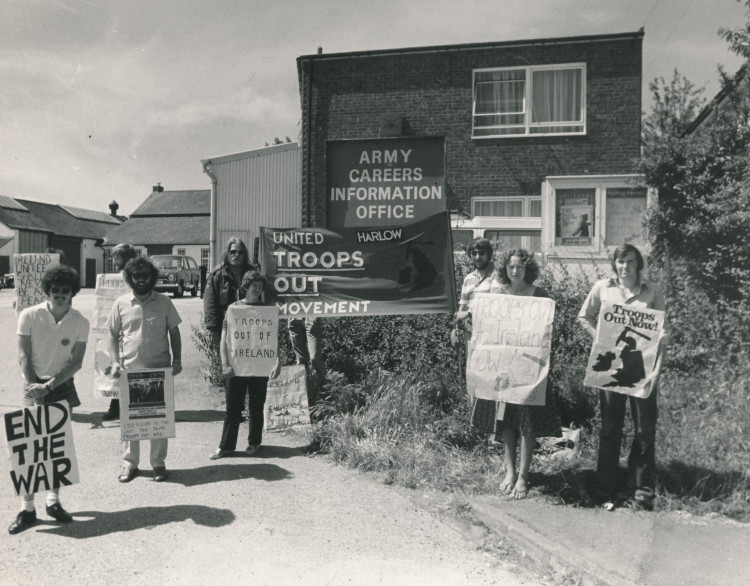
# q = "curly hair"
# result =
<box><xmin>497</xmin><ymin>248</ymin><xmax>540</xmax><ymax>285</ymax></box>
<box><xmin>111</xmin><ymin>243</ymin><xmax>138</xmax><ymax>271</ymax></box>
<box><xmin>41</xmin><ymin>265</ymin><xmax>80</xmax><ymax>296</ymax></box>
<box><xmin>123</xmin><ymin>257</ymin><xmax>159</xmax><ymax>290</ymax></box>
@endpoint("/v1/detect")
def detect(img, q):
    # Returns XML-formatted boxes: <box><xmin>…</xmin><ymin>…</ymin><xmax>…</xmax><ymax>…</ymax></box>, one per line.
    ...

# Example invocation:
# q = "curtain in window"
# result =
<box><xmin>475</xmin><ymin>70</ymin><xmax>525</xmax><ymax>115</ymax></box>
<box><xmin>531</xmin><ymin>69</ymin><xmax>582</xmax><ymax>124</ymax></box>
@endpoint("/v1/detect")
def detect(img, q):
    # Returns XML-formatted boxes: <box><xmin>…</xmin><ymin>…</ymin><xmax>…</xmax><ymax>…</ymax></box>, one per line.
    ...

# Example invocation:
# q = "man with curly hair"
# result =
<box><xmin>10</xmin><ymin>265</ymin><xmax>89</xmax><ymax>534</ymax></box>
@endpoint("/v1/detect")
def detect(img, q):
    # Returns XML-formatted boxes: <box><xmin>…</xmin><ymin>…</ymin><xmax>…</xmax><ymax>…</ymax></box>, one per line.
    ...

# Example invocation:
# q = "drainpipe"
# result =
<box><xmin>202</xmin><ymin>160</ymin><xmax>217</xmax><ymax>270</ymax></box>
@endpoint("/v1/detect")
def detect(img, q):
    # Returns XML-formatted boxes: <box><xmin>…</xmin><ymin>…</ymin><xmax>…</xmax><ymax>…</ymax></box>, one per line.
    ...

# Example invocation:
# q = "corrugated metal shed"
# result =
<box><xmin>203</xmin><ymin>142</ymin><xmax>301</xmax><ymax>266</ymax></box>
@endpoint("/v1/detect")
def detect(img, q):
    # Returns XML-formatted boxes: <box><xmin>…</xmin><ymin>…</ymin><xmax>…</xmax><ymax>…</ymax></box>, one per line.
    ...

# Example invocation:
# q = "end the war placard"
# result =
<box><xmin>4</xmin><ymin>402</ymin><xmax>79</xmax><ymax>496</ymax></box>
<box><xmin>466</xmin><ymin>293</ymin><xmax>555</xmax><ymax>406</ymax></box>
<box><xmin>225</xmin><ymin>304</ymin><xmax>279</xmax><ymax>377</ymax></box>
<box><xmin>583</xmin><ymin>302</ymin><xmax>666</xmax><ymax>398</ymax></box>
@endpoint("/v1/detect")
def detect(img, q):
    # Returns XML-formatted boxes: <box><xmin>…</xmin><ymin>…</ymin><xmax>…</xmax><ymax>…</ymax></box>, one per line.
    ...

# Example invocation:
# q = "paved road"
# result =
<box><xmin>0</xmin><ymin>289</ymin><xmax>539</xmax><ymax>585</ymax></box>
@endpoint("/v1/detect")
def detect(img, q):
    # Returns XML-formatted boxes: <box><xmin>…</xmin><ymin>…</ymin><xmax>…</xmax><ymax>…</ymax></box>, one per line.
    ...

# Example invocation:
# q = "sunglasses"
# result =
<box><xmin>50</xmin><ymin>286</ymin><xmax>71</xmax><ymax>295</ymax></box>
<box><xmin>228</xmin><ymin>249</ymin><xmax>245</xmax><ymax>256</ymax></box>
<box><xmin>131</xmin><ymin>272</ymin><xmax>151</xmax><ymax>280</ymax></box>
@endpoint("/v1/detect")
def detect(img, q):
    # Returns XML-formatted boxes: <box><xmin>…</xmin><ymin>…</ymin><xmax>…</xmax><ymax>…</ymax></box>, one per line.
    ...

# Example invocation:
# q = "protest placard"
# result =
<box><xmin>261</xmin><ymin>212</ymin><xmax>456</xmax><ymax>318</ymax></box>
<box><xmin>13</xmin><ymin>253</ymin><xmax>60</xmax><ymax>314</ymax></box>
<box><xmin>120</xmin><ymin>369</ymin><xmax>175</xmax><ymax>441</ymax></box>
<box><xmin>93</xmin><ymin>273</ymin><xmax>130</xmax><ymax>398</ymax></box>
<box><xmin>583</xmin><ymin>302</ymin><xmax>665</xmax><ymax>398</ymax></box>
<box><xmin>225</xmin><ymin>304</ymin><xmax>279</xmax><ymax>377</ymax></box>
<box><xmin>4</xmin><ymin>402</ymin><xmax>79</xmax><ymax>497</ymax></box>
<box><xmin>265</xmin><ymin>364</ymin><xmax>310</xmax><ymax>431</ymax></box>
<box><xmin>465</xmin><ymin>293</ymin><xmax>555</xmax><ymax>405</ymax></box>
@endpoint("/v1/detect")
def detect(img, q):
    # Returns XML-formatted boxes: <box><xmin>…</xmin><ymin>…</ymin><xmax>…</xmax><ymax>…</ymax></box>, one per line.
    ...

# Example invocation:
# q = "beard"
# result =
<box><xmin>132</xmin><ymin>281</ymin><xmax>153</xmax><ymax>296</ymax></box>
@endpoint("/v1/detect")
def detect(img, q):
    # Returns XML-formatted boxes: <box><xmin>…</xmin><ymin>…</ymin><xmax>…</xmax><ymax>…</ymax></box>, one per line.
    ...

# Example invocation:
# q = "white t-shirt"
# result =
<box><xmin>17</xmin><ymin>301</ymin><xmax>90</xmax><ymax>379</ymax></box>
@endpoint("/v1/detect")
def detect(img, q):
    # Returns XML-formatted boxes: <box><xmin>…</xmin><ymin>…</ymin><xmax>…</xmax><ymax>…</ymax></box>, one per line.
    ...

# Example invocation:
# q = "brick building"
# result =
<box><xmin>297</xmin><ymin>30</ymin><xmax>651</xmax><ymax>262</ymax></box>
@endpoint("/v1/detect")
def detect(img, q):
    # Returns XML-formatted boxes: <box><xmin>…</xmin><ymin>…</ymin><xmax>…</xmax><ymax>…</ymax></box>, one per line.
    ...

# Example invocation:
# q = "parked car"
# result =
<box><xmin>151</xmin><ymin>255</ymin><xmax>200</xmax><ymax>298</ymax></box>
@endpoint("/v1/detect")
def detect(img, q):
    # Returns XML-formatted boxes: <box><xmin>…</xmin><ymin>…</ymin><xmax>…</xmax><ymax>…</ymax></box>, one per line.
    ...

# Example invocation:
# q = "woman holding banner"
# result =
<box><xmin>578</xmin><ymin>243</ymin><xmax>666</xmax><ymax>511</ymax></box>
<box><xmin>473</xmin><ymin>249</ymin><xmax>560</xmax><ymax>499</ymax></box>
<box><xmin>210</xmin><ymin>270</ymin><xmax>280</xmax><ymax>459</ymax></box>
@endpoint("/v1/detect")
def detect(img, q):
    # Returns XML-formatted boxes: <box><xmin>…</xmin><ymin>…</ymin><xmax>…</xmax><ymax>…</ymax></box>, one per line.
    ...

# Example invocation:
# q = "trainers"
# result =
<box><xmin>209</xmin><ymin>448</ymin><xmax>233</xmax><ymax>460</ymax></box>
<box><xmin>46</xmin><ymin>503</ymin><xmax>73</xmax><ymax>523</ymax></box>
<box><xmin>118</xmin><ymin>466</ymin><xmax>138</xmax><ymax>483</ymax></box>
<box><xmin>245</xmin><ymin>445</ymin><xmax>260</xmax><ymax>455</ymax></box>
<box><xmin>8</xmin><ymin>510</ymin><xmax>37</xmax><ymax>535</ymax></box>
<box><xmin>153</xmin><ymin>467</ymin><xmax>168</xmax><ymax>482</ymax></box>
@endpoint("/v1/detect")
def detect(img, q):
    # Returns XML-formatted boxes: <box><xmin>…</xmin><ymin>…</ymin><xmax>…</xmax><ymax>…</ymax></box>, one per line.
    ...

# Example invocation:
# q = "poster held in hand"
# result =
<box><xmin>120</xmin><ymin>369</ymin><xmax>175</xmax><ymax>441</ymax></box>
<box><xmin>265</xmin><ymin>364</ymin><xmax>310</xmax><ymax>431</ymax></box>
<box><xmin>4</xmin><ymin>402</ymin><xmax>79</xmax><ymax>496</ymax></box>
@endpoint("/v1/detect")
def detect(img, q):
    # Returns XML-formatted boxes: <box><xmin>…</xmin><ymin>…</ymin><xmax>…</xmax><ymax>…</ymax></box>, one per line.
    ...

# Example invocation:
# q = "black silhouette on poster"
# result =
<box><xmin>592</xmin><ymin>326</ymin><xmax>650</xmax><ymax>388</ymax></box>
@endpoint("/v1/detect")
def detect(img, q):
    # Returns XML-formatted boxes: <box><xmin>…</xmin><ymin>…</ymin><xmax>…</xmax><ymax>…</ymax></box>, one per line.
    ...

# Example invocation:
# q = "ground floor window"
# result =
<box><xmin>201</xmin><ymin>247</ymin><xmax>211</xmax><ymax>271</ymax></box>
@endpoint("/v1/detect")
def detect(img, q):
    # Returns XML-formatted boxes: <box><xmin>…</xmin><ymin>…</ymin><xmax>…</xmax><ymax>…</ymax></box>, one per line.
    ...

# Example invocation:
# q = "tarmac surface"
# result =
<box><xmin>2</xmin><ymin>288</ymin><xmax>749</xmax><ymax>585</ymax></box>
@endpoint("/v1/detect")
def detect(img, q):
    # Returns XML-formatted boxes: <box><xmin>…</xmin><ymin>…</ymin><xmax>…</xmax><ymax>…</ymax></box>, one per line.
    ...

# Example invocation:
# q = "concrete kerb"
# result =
<box><xmin>470</xmin><ymin>496</ymin><xmax>637</xmax><ymax>586</ymax></box>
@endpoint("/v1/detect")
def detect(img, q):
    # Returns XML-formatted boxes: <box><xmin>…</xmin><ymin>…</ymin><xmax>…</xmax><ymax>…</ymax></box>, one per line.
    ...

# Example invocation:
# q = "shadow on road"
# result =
<box><xmin>36</xmin><ymin>505</ymin><xmax>235</xmax><ymax>538</ymax></box>
<box><xmin>175</xmin><ymin>409</ymin><xmax>225</xmax><ymax>422</ymax></box>
<box><xmin>166</xmin><ymin>463</ymin><xmax>293</xmax><ymax>487</ymax></box>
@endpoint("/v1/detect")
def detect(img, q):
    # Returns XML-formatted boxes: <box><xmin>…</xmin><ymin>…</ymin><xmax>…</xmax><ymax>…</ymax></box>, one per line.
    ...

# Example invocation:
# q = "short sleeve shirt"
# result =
<box><xmin>17</xmin><ymin>302</ymin><xmax>90</xmax><ymax>378</ymax></box>
<box><xmin>108</xmin><ymin>290</ymin><xmax>182</xmax><ymax>369</ymax></box>
<box><xmin>458</xmin><ymin>270</ymin><xmax>503</xmax><ymax>310</ymax></box>
<box><xmin>578</xmin><ymin>276</ymin><xmax>666</xmax><ymax>339</ymax></box>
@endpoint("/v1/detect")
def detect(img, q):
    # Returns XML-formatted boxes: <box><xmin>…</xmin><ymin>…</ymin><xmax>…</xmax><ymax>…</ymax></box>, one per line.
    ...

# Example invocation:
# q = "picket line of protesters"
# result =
<box><xmin>453</xmin><ymin>238</ymin><xmax>666</xmax><ymax>511</ymax></box>
<box><xmin>8</xmin><ymin>235</ymin><xmax>665</xmax><ymax>535</ymax></box>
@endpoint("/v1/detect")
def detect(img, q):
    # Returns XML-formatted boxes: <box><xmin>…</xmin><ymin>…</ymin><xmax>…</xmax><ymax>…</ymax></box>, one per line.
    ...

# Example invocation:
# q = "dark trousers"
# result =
<box><xmin>597</xmin><ymin>389</ymin><xmax>658</xmax><ymax>497</ymax></box>
<box><xmin>218</xmin><ymin>376</ymin><xmax>268</xmax><ymax>450</ymax></box>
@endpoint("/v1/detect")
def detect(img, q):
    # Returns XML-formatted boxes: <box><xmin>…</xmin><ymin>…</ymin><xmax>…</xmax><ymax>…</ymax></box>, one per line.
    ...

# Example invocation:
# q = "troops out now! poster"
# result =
<box><xmin>583</xmin><ymin>302</ymin><xmax>666</xmax><ymax>398</ymax></box>
<box><xmin>261</xmin><ymin>212</ymin><xmax>456</xmax><ymax>318</ymax></box>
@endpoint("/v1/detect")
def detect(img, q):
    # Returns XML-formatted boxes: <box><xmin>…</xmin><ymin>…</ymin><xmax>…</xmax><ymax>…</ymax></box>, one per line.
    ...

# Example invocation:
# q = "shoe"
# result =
<box><xmin>46</xmin><ymin>503</ymin><xmax>73</xmax><ymax>523</ymax></box>
<box><xmin>633</xmin><ymin>492</ymin><xmax>655</xmax><ymax>511</ymax></box>
<box><xmin>209</xmin><ymin>448</ymin><xmax>233</xmax><ymax>460</ymax></box>
<box><xmin>101</xmin><ymin>410</ymin><xmax>119</xmax><ymax>422</ymax></box>
<box><xmin>153</xmin><ymin>467</ymin><xmax>168</xmax><ymax>482</ymax></box>
<box><xmin>8</xmin><ymin>510</ymin><xmax>37</xmax><ymax>535</ymax></box>
<box><xmin>245</xmin><ymin>445</ymin><xmax>260</xmax><ymax>455</ymax></box>
<box><xmin>118</xmin><ymin>467</ymin><xmax>138</xmax><ymax>483</ymax></box>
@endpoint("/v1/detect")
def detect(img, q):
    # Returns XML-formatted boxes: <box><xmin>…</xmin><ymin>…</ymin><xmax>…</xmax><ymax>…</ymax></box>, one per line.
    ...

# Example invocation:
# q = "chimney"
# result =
<box><xmin>153</xmin><ymin>182</ymin><xmax>164</xmax><ymax>193</ymax></box>
<box><xmin>109</xmin><ymin>200</ymin><xmax>119</xmax><ymax>216</ymax></box>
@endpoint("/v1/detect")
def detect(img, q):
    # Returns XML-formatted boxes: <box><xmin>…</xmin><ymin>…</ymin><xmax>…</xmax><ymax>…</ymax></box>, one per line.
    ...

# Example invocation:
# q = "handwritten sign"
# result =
<box><xmin>120</xmin><ymin>369</ymin><xmax>175</xmax><ymax>441</ymax></box>
<box><xmin>226</xmin><ymin>304</ymin><xmax>279</xmax><ymax>377</ymax></box>
<box><xmin>14</xmin><ymin>253</ymin><xmax>60</xmax><ymax>314</ymax></box>
<box><xmin>93</xmin><ymin>273</ymin><xmax>130</xmax><ymax>398</ymax></box>
<box><xmin>4</xmin><ymin>402</ymin><xmax>79</xmax><ymax>496</ymax></box>
<box><xmin>265</xmin><ymin>364</ymin><xmax>310</xmax><ymax>430</ymax></box>
<box><xmin>583</xmin><ymin>302</ymin><xmax>665</xmax><ymax>398</ymax></box>
<box><xmin>466</xmin><ymin>293</ymin><xmax>555</xmax><ymax>405</ymax></box>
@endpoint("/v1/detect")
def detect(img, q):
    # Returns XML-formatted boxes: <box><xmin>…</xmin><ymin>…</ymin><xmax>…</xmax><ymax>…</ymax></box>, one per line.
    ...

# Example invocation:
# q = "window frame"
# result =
<box><xmin>542</xmin><ymin>175</ymin><xmax>652</xmax><ymax>258</ymax></box>
<box><xmin>472</xmin><ymin>63</ymin><xmax>586</xmax><ymax>139</ymax></box>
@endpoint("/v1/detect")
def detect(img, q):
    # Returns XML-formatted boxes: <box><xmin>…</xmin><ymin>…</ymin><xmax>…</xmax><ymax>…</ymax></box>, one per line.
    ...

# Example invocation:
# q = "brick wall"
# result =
<box><xmin>298</xmin><ymin>32</ymin><xmax>643</xmax><ymax>227</ymax></box>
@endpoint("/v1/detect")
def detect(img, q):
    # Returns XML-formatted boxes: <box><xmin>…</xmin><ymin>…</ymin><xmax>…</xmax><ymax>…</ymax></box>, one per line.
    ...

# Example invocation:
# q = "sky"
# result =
<box><xmin>0</xmin><ymin>0</ymin><xmax>746</xmax><ymax>216</ymax></box>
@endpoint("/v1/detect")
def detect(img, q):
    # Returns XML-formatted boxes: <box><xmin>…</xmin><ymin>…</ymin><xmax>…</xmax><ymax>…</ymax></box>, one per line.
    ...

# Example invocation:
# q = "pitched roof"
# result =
<box><xmin>103</xmin><ymin>216</ymin><xmax>209</xmax><ymax>246</ymax></box>
<box><xmin>16</xmin><ymin>199</ymin><xmax>119</xmax><ymax>240</ymax></box>
<box><xmin>131</xmin><ymin>190</ymin><xmax>210</xmax><ymax>217</ymax></box>
<box><xmin>0</xmin><ymin>195</ymin><xmax>52</xmax><ymax>232</ymax></box>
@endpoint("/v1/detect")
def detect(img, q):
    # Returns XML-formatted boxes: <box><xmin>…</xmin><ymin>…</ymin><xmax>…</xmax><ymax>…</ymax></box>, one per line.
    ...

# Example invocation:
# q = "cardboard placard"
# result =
<box><xmin>120</xmin><ymin>369</ymin><xmax>175</xmax><ymax>441</ymax></box>
<box><xmin>265</xmin><ymin>364</ymin><xmax>310</xmax><ymax>430</ymax></box>
<box><xmin>225</xmin><ymin>304</ymin><xmax>279</xmax><ymax>377</ymax></box>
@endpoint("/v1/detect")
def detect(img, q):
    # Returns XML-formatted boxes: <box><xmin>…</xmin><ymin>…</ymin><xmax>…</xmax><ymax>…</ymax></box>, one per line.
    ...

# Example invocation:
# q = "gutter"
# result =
<box><xmin>201</xmin><ymin>160</ymin><xmax>218</xmax><ymax>269</ymax></box>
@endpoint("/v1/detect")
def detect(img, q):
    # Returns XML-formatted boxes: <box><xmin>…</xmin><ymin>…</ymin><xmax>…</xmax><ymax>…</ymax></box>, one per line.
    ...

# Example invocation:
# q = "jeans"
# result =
<box><xmin>122</xmin><ymin>439</ymin><xmax>168</xmax><ymax>469</ymax></box>
<box><xmin>218</xmin><ymin>376</ymin><xmax>268</xmax><ymax>450</ymax></box>
<box><xmin>597</xmin><ymin>388</ymin><xmax>658</xmax><ymax>498</ymax></box>
<box><xmin>288</xmin><ymin>317</ymin><xmax>325</xmax><ymax>380</ymax></box>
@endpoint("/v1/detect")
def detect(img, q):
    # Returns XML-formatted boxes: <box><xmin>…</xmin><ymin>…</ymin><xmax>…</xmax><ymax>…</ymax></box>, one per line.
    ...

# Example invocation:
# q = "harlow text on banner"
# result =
<box><xmin>261</xmin><ymin>212</ymin><xmax>456</xmax><ymax>318</ymax></box>
<box><xmin>326</xmin><ymin>137</ymin><xmax>446</xmax><ymax>228</ymax></box>
<box><xmin>225</xmin><ymin>304</ymin><xmax>279</xmax><ymax>377</ymax></box>
<box><xmin>466</xmin><ymin>293</ymin><xmax>555</xmax><ymax>406</ymax></box>
<box><xmin>583</xmin><ymin>302</ymin><xmax>666</xmax><ymax>398</ymax></box>
<box><xmin>119</xmin><ymin>369</ymin><xmax>176</xmax><ymax>441</ymax></box>
<box><xmin>4</xmin><ymin>402</ymin><xmax>79</xmax><ymax>497</ymax></box>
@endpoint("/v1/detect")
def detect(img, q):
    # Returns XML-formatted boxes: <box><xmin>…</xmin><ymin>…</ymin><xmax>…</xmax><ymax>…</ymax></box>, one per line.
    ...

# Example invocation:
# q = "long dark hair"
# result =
<box><xmin>221</xmin><ymin>237</ymin><xmax>252</xmax><ymax>272</ymax></box>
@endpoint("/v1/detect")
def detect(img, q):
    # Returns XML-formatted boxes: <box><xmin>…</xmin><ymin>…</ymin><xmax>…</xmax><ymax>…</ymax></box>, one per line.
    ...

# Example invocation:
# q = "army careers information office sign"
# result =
<box><xmin>326</xmin><ymin>137</ymin><xmax>446</xmax><ymax>228</ymax></box>
<box><xmin>261</xmin><ymin>212</ymin><xmax>456</xmax><ymax>318</ymax></box>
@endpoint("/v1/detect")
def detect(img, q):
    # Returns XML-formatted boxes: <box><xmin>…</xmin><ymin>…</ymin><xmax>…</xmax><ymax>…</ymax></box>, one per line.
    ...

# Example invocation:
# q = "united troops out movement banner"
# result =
<box><xmin>261</xmin><ymin>212</ymin><xmax>456</xmax><ymax>318</ymax></box>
